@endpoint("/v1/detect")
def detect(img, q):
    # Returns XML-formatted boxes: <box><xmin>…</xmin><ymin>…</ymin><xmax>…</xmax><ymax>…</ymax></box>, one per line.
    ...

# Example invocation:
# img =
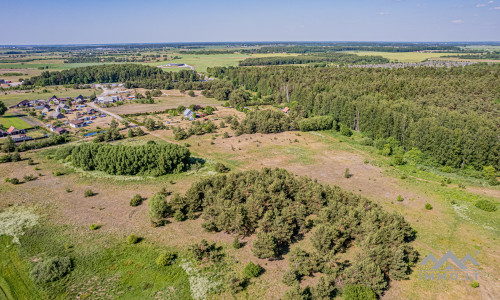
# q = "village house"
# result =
<box><xmin>75</xmin><ymin>95</ymin><xmax>85</xmax><ymax>103</ymax></box>
<box><xmin>56</xmin><ymin>103</ymin><xmax>70</xmax><ymax>113</ymax></box>
<box><xmin>54</xmin><ymin>127</ymin><xmax>69</xmax><ymax>135</ymax></box>
<box><xmin>0</xmin><ymin>129</ymin><xmax>8</xmax><ymax>137</ymax></box>
<box><xmin>69</xmin><ymin>119</ymin><xmax>85</xmax><ymax>128</ymax></box>
<box><xmin>41</xmin><ymin>107</ymin><xmax>51</xmax><ymax>115</ymax></box>
<box><xmin>282</xmin><ymin>107</ymin><xmax>290</xmax><ymax>114</ymax></box>
<box><xmin>49</xmin><ymin>111</ymin><xmax>65</xmax><ymax>119</ymax></box>
<box><xmin>183</xmin><ymin>108</ymin><xmax>194</xmax><ymax>120</ymax></box>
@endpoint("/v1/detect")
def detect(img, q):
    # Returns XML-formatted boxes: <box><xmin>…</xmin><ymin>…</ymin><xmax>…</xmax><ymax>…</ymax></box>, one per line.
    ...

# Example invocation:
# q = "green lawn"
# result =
<box><xmin>0</xmin><ymin>223</ymin><xmax>193</xmax><ymax>300</ymax></box>
<box><xmin>0</xmin><ymin>113</ymin><xmax>32</xmax><ymax>130</ymax></box>
<box><xmin>0</xmin><ymin>236</ymin><xmax>41</xmax><ymax>300</ymax></box>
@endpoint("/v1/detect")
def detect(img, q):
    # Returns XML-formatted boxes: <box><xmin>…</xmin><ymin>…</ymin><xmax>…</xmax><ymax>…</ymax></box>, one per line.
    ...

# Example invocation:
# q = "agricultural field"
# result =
<box><xmin>0</xmin><ymin>112</ymin><xmax>32</xmax><ymax>130</ymax></box>
<box><xmin>345</xmin><ymin>51</ymin><xmax>466</xmax><ymax>62</ymax></box>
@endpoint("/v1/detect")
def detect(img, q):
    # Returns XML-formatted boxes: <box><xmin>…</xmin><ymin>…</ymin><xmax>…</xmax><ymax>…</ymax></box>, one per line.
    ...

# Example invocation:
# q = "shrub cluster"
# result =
<box><xmin>173</xmin><ymin>168</ymin><xmax>417</xmax><ymax>295</ymax></box>
<box><xmin>30</xmin><ymin>256</ymin><xmax>72</xmax><ymax>284</ymax></box>
<box><xmin>298</xmin><ymin>116</ymin><xmax>337</xmax><ymax>132</ymax></box>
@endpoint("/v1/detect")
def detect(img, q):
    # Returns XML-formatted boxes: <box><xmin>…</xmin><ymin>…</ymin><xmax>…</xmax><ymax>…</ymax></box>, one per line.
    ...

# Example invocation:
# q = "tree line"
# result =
<box><xmin>24</xmin><ymin>64</ymin><xmax>201</xmax><ymax>88</ymax></box>
<box><xmin>207</xmin><ymin>65</ymin><xmax>500</xmax><ymax>170</ymax></box>
<box><xmin>68</xmin><ymin>142</ymin><xmax>191</xmax><ymax>176</ymax></box>
<box><xmin>239</xmin><ymin>53</ymin><xmax>389</xmax><ymax>66</ymax></box>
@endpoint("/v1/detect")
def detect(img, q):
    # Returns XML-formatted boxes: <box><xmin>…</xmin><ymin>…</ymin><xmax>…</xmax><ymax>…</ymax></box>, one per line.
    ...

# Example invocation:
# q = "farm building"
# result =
<box><xmin>10</xmin><ymin>134</ymin><xmax>33</xmax><ymax>142</ymax></box>
<box><xmin>7</xmin><ymin>126</ymin><xmax>25</xmax><ymax>135</ymax></box>
<box><xmin>9</xmin><ymin>100</ymin><xmax>30</xmax><ymax>109</ymax></box>
<box><xmin>69</xmin><ymin>119</ymin><xmax>85</xmax><ymax>128</ymax></box>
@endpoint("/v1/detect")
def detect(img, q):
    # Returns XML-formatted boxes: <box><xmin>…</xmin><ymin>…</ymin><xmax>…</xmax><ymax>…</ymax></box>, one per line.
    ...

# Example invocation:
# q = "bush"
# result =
<box><xmin>282</xmin><ymin>269</ymin><xmax>299</xmax><ymax>286</ymax></box>
<box><xmin>23</xmin><ymin>174</ymin><xmax>36</xmax><ymax>182</ymax></box>
<box><xmin>53</xmin><ymin>171</ymin><xmax>63</xmax><ymax>176</ymax></box>
<box><xmin>425</xmin><ymin>203</ymin><xmax>433</xmax><ymax>210</ymax></box>
<box><xmin>474</xmin><ymin>199</ymin><xmax>497</xmax><ymax>212</ymax></box>
<box><xmin>471</xmin><ymin>281</ymin><xmax>479</xmax><ymax>288</ymax></box>
<box><xmin>343</xmin><ymin>285</ymin><xmax>377</xmax><ymax>300</ymax></box>
<box><xmin>156</xmin><ymin>251</ymin><xmax>176</xmax><ymax>266</ymax></box>
<box><xmin>298</xmin><ymin>116</ymin><xmax>336</xmax><ymax>132</ymax></box>
<box><xmin>359</xmin><ymin>137</ymin><xmax>373</xmax><ymax>146</ymax></box>
<box><xmin>126</xmin><ymin>234</ymin><xmax>140</xmax><ymax>245</ymax></box>
<box><xmin>339</xmin><ymin>123</ymin><xmax>352</xmax><ymax>137</ymax></box>
<box><xmin>30</xmin><ymin>256</ymin><xmax>72</xmax><ymax>284</ymax></box>
<box><xmin>344</xmin><ymin>168</ymin><xmax>350</xmax><ymax>178</ymax></box>
<box><xmin>489</xmin><ymin>177</ymin><xmax>499</xmax><ymax>186</ymax></box>
<box><xmin>130</xmin><ymin>194</ymin><xmax>143</xmax><ymax>207</ymax></box>
<box><xmin>243</xmin><ymin>262</ymin><xmax>263</xmax><ymax>278</ymax></box>
<box><xmin>90</xmin><ymin>223</ymin><xmax>100</xmax><ymax>230</ymax></box>
<box><xmin>174</xmin><ymin>209</ymin><xmax>186</xmax><ymax>221</ymax></box>
<box><xmin>84</xmin><ymin>189</ymin><xmax>95</xmax><ymax>197</ymax></box>
<box><xmin>28</xmin><ymin>159</ymin><xmax>35</xmax><ymax>165</ymax></box>
<box><xmin>9</xmin><ymin>178</ymin><xmax>20</xmax><ymax>185</ymax></box>
<box><xmin>149</xmin><ymin>193</ymin><xmax>171</xmax><ymax>226</ymax></box>
<box><xmin>215</xmin><ymin>162</ymin><xmax>230</xmax><ymax>173</ymax></box>
<box><xmin>232</xmin><ymin>236</ymin><xmax>241</xmax><ymax>249</ymax></box>
<box><xmin>396</xmin><ymin>195</ymin><xmax>403</xmax><ymax>202</ymax></box>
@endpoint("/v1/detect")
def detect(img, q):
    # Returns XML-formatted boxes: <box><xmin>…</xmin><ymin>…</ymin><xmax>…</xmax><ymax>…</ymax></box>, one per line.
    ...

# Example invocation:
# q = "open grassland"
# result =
<box><xmin>1</xmin><ymin>108</ymin><xmax>498</xmax><ymax>299</ymax></box>
<box><xmin>0</xmin><ymin>112</ymin><xmax>32</xmax><ymax>130</ymax></box>
<box><xmin>0</xmin><ymin>87</ymin><xmax>98</xmax><ymax>107</ymax></box>
<box><xmin>346</xmin><ymin>51</ymin><xmax>465</xmax><ymax>62</ymax></box>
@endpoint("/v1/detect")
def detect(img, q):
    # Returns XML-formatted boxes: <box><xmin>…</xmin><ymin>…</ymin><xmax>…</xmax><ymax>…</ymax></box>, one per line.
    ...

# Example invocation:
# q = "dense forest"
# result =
<box><xmin>169</xmin><ymin>168</ymin><xmax>417</xmax><ymax>296</ymax></box>
<box><xmin>239</xmin><ymin>53</ymin><xmax>389</xmax><ymax>66</ymax></box>
<box><xmin>207</xmin><ymin>65</ymin><xmax>500</xmax><ymax>170</ymax></box>
<box><xmin>243</xmin><ymin>45</ymin><xmax>461</xmax><ymax>54</ymax></box>
<box><xmin>444</xmin><ymin>51</ymin><xmax>500</xmax><ymax>60</ymax></box>
<box><xmin>69</xmin><ymin>142</ymin><xmax>191</xmax><ymax>176</ymax></box>
<box><xmin>24</xmin><ymin>64</ymin><xmax>201</xmax><ymax>88</ymax></box>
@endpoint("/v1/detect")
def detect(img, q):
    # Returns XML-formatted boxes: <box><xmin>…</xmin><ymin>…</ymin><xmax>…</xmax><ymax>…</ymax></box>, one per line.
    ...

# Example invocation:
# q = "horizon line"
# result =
<box><xmin>2</xmin><ymin>41</ymin><xmax>500</xmax><ymax>47</ymax></box>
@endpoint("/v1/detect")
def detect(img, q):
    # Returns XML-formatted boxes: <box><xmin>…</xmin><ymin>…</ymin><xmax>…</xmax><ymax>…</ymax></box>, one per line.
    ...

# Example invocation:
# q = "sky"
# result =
<box><xmin>1</xmin><ymin>0</ymin><xmax>499</xmax><ymax>45</ymax></box>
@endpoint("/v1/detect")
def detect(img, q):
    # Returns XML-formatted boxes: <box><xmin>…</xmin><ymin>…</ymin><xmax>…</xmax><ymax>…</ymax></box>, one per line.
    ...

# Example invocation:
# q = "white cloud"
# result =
<box><xmin>451</xmin><ymin>19</ymin><xmax>464</xmax><ymax>24</ymax></box>
<box><xmin>477</xmin><ymin>1</ymin><xmax>494</xmax><ymax>7</ymax></box>
<box><xmin>491</xmin><ymin>6</ymin><xmax>500</xmax><ymax>9</ymax></box>
<box><xmin>377</xmin><ymin>12</ymin><xmax>390</xmax><ymax>15</ymax></box>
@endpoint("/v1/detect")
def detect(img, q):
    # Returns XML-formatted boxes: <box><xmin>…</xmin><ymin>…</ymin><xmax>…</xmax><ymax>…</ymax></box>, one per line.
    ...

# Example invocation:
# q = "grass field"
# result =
<box><xmin>346</xmin><ymin>51</ymin><xmax>465</xmax><ymax>62</ymax></box>
<box><xmin>0</xmin><ymin>112</ymin><xmax>32</xmax><ymax>130</ymax></box>
<box><xmin>0</xmin><ymin>104</ymin><xmax>498</xmax><ymax>299</ymax></box>
<box><xmin>0</xmin><ymin>87</ymin><xmax>98</xmax><ymax>107</ymax></box>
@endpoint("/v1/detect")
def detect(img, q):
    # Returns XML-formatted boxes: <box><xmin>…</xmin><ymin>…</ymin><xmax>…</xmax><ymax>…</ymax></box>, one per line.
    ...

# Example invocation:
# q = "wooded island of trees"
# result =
<box><xmin>167</xmin><ymin>168</ymin><xmax>418</xmax><ymax>297</ymax></box>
